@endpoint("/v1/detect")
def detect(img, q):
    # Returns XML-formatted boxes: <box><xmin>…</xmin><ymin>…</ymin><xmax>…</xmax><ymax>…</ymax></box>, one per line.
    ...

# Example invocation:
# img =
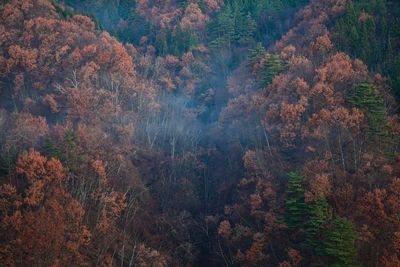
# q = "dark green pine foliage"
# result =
<box><xmin>155</xmin><ymin>29</ymin><xmax>170</xmax><ymax>56</ymax></box>
<box><xmin>155</xmin><ymin>26</ymin><xmax>199</xmax><ymax>56</ymax></box>
<box><xmin>349</xmin><ymin>81</ymin><xmax>387</xmax><ymax>142</ymax></box>
<box><xmin>320</xmin><ymin>218</ymin><xmax>358</xmax><ymax>267</ymax></box>
<box><xmin>115</xmin><ymin>11</ymin><xmax>150</xmax><ymax>45</ymax></box>
<box><xmin>208</xmin><ymin>4</ymin><xmax>236</xmax><ymax>48</ymax></box>
<box><xmin>335</xmin><ymin>0</ymin><xmax>400</xmax><ymax>97</ymax></box>
<box><xmin>304</xmin><ymin>198</ymin><xmax>330</xmax><ymax>250</ymax></box>
<box><xmin>236</xmin><ymin>12</ymin><xmax>257</xmax><ymax>45</ymax></box>
<box><xmin>261</xmin><ymin>54</ymin><xmax>285</xmax><ymax>87</ymax></box>
<box><xmin>248</xmin><ymin>42</ymin><xmax>266</xmax><ymax>65</ymax></box>
<box><xmin>285</xmin><ymin>173</ymin><xmax>331</xmax><ymax>261</ymax></box>
<box><xmin>44</xmin><ymin>129</ymin><xmax>80</xmax><ymax>170</ymax></box>
<box><xmin>285</xmin><ymin>172</ymin><xmax>307</xmax><ymax>231</ymax></box>
<box><xmin>231</xmin><ymin>1</ymin><xmax>256</xmax><ymax>44</ymax></box>
<box><xmin>0</xmin><ymin>146</ymin><xmax>19</xmax><ymax>176</ymax></box>
<box><xmin>117</xmin><ymin>0</ymin><xmax>136</xmax><ymax>20</ymax></box>
<box><xmin>172</xmin><ymin>25</ymin><xmax>199</xmax><ymax>56</ymax></box>
<box><xmin>254</xmin><ymin>0</ymin><xmax>308</xmax><ymax>44</ymax></box>
<box><xmin>113</xmin><ymin>0</ymin><xmax>151</xmax><ymax>46</ymax></box>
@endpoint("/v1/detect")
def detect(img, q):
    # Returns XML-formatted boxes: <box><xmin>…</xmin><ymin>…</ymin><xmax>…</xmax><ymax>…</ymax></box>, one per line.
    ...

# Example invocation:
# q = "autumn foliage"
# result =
<box><xmin>1</xmin><ymin>0</ymin><xmax>400</xmax><ymax>266</ymax></box>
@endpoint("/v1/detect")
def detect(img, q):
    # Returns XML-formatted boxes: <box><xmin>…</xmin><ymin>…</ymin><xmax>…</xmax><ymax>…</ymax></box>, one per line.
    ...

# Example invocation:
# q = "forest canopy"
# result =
<box><xmin>1</xmin><ymin>0</ymin><xmax>400</xmax><ymax>266</ymax></box>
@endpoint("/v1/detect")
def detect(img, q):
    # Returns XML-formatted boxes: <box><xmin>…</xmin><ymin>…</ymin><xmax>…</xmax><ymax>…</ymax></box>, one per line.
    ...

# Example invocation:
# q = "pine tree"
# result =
<box><xmin>335</xmin><ymin>2</ymin><xmax>360</xmax><ymax>55</ymax></box>
<box><xmin>261</xmin><ymin>54</ymin><xmax>285</xmax><ymax>87</ymax></box>
<box><xmin>320</xmin><ymin>218</ymin><xmax>358</xmax><ymax>267</ymax></box>
<box><xmin>208</xmin><ymin>5</ymin><xmax>235</xmax><ymax>48</ymax></box>
<box><xmin>171</xmin><ymin>25</ymin><xmax>198</xmax><ymax>56</ymax></box>
<box><xmin>285</xmin><ymin>172</ymin><xmax>307</xmax><ymax>231</ymax></box>
<box><xmin>155</xmin><ymin>30</ymin><xmax>169</xmax><ymax>56</ymax></box>
<box><xmin>239</xmin><ymin>12</ymin><xmax>257</xmax><ymax>44</ymax></box>
<box><xmin>183</xmin><ymin>27</ymin><xmax>198</xmax><ymax>51</ymax></box>
<box><xmin>231</xmin><ymin>0</ymin><xmax>246</xmax><ymax>42</ymax></box>
<box><xmin>248</xmin><ymin>42</ymin><xmax>266</xmax><ymax>65</ymax></box>
<box><xmin>304</xmin><ymin>198</ymin><xmax>330</xmax><ymax>250</ymax></box>
<box><xmin>118</xmin><ymin>0</ymin><xmax>136</xmax><ymax>20</ymax></box>
<box><xmin>349</xmin><ymin>81</ymin><xmax>387</xmax><ymax>142</ymax></box>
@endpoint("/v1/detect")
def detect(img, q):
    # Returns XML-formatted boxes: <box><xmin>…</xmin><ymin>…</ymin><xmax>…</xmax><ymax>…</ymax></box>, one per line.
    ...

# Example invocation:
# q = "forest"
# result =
<box><xmin>1</xmin><ymin>0</ymin><xmax>400</xmax><ymax>266</ymax></box>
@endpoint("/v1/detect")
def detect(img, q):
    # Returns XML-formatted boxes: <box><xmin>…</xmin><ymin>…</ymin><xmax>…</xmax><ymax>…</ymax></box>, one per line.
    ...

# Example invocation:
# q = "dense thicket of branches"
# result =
<box><xmin>1</xmin><ymin>0</ymin><xmax>400</xmax><ymax>266</ymax></box>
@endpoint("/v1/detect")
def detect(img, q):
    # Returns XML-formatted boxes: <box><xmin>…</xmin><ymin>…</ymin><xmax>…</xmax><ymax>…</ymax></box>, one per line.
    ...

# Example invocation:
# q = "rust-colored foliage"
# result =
<box><xmin>0</xmin><ymin>150</ymin><xmax>90</xmax><ymax>266</ymax></box>
<box><xmin>1</xmin><ymin>0</ymin><xmax>400</xmax><ymax>266</ymax></box>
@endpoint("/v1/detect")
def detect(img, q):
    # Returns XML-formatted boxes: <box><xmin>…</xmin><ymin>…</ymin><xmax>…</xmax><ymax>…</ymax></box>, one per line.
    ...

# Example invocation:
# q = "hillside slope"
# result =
<box><xmin>1</xmin><ymin>0</ymin><xmax>400</xmax><ymax>266</ymax></box>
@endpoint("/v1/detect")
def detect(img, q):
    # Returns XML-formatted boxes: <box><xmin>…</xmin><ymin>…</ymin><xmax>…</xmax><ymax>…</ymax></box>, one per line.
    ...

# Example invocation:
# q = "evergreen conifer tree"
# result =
<box><xmin>320</xmin><ymin>218</ymin><xmax>358</xmax><ymax>267</ymax></box>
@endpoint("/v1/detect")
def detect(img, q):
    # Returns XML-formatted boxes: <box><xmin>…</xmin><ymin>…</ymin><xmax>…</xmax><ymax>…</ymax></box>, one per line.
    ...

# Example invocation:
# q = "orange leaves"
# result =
<box><xmin>72</xmin><ymin>15</ymin><xmax>95</xmax><ymax>31</ymax></box>
<box><xmin>16</xmin><ymin>150</ymin><xmax>47</xmax><ymax>181</ymax></box>
<box><xmin>24</xmin><ymin>179</ymin><xmax>45</xmax><ymax>206</ymax></box>
<box><xmin>0</xmin><ymin>149</ymin><xmax>91</xmax><ymax>266</ymax></box>
<box><xmin>45</xmin><ymin>157</ymin><xmax>65</xmax><ymax>182</ymax></box>
<box><xmin>218</xmin><ymin>220</ymin><xmax>232</xmax><ymax>238</ymax></box>
<box><xmin>165</xmin><ymin>55</ymin><xmax>180</xmax><ymax>66</ymax></box>
<box><xmin>181</xmin><ymin>3</ymin><xmax>209</xmax><ymax>31</ymax></box>
<box><xmin>135</xmin><ymin>244</ymin><xmax>168</xmax><ymax>267</ymax></box>
<box><xmin>67</xmin><ymin>87</ymin><xmax>115</xmax><ymax>124</ymax></box>
<box><xmin>250</xmin><ymin>193</ymin><xmax>263</xmax><ymax>212</ymax></box>
<box><xmin>16</xmin><ymin>149</ymin><xmax>64</xmax><ymax>182</ymax></box>
<box><xmin>0</xmin><ymin>184</ymin><xmax>18</xmax><ymax>215</ymax></box>
<box><xmin>96</xmin><ymin>191</ymin><xmax>127</xmax><ymax>234</ymax></box>
<box><xmin>0</xmin><ymin>0</ymin><xmax>156</xmax><ymax>118</ymax></box>
<box><xmin>316</xmin><ymin>52</ymin><xmax>363</xmax><ymax>85</ymax></box>
<box><xmin>98</xmin><ymin>32</ymin><xmax>134</xmax><ymax>75</ymax></box>
<box><xmin>7</xmin><ymin>45</ymin><xmax>38</xmax><ymax>72</ymax></box>
<box><xmin>15</xmin><ymin>150</ymin><xmax>65</xmax><ymax>206</ymax></box>
<box><xmin>332</xmin><ymin>108</ymin><xmax>364</xmax><ymax>129</ymax></box>
<box><xmin>293</xmin><ymin>78</ymin><xmax>310</xmax><ymax>96</ymax></box>
<box><xmin>81</xmin><ymin>44</ymin><xmax>97</xmax><ymax>57</ymax></box>
<box><xmin>54</xmin><ymin>45</ymin><xmax>70</xmax><ymax>63</ymax></box>
<box><xmin>204</xmin><ymin>0</ymin><xmax>224</xmax><ymax>11</ymax></box>
<box><xmin>280</xmin><ymin>103</ymin><xmax>306</xmax><ymax>123</ymax></box>
<box><xmin>91</xmin><ymin>159</ymin><xmax>107</xmax><ymax>184</ymax></box>
<box><xmin>159</xmin><ymin>75</ymin><xmax>177</xmax><ymax>91</ymax></box>
<box><xmin>43</xmin><ymin>94</ymin><xmax>60</xmax><ymax>113</ymax></box>
<box><xmin>358</xmin><ymin>12</ymin><xmax>373</xmax><ymax>23</ymax></box>
<box><xmin>312</xmin><ymin>82</ymin><xmax>333</xmax><ymax>97</ymax></box>
<box><xmin>304</xmin><ymin>107</ymin><xmax>364</xmax><ymax>139</ymax></box>
<box><xmin>312</xmin><ymin>34</ymin><xmax>333</xmax><ymax>53</ymax></box>
<box><xmin>80</xmin><ymin>225</ymin><xmax>92</xmax><ymax>246</ymax></box>
<box><xmin>393</xmin><ymin>231</ymin><xmax>400</xmax><ymax>253</ymax></box>
<box><xmin>379</xmin><ymin>252</ymin><xmax>400</xmax><ymax>267</ymax></box>
<box><xmin>304</xmin><ymin>174</ymin><xmax>332</xmax><ymax>202</ymax></box>
<box><xmin>104</xmin><ymin>191</ymin><xmax>127</xmax><ymax>218</ymax></box>
<box><xmin>279</xmin><ymin>102</ymin><xmax>307</xmax><ymax>146</ymax></box>
<box><xmin>218</xmin><ymin>152</ymin><xmax>280</xmax><ymax>266</ymax></box>
<box><xmin>13</xmin><ymin>73</ymin><xmax>25</xmax><ymax>94</ymax></box>
<box><xmin>279</xmin><ymin>45</ymin><xmax>296</xmax><ymax>60</ymax></box>
<box><xmin>80</xmin><ymin>61</ymin><xmax>100</xmax><ymax>82</ymax></box>
<box><xmin>246</xmin><ymin>233</ymin><xmax>266</xmax><ymax>264</ymax></box>
<box><xmin>287</xmin><ymin>248</ymin><xmax>302</xmax><ymax>266</ymax></box>
<box><xmin>243</xmin><ymin>150</ymin><xmax>258</xmax><ymax>173</ymax></box>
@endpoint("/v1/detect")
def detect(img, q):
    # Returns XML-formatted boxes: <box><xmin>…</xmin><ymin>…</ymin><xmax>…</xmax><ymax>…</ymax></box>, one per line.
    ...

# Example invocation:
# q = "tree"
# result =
<box><xmin>118</xmin><ymin>0</ymin><xmax>136</xmax><ymax>19</ymax></box>
<box><xmin>248</xmin><ymin>42</ymin><xmax>266</xmax><ymax>65</ymax></box>
<box><xmin>208</xmin><ymin>4</ymin><xmax>235</xmax><ymax>48</ymax></box>
<box><xmin>237</xmin><ymin>12</ymin><xmax>257</xmax><ymax>45</ymax></box>
<box><xmin>261</xmin><ymin>54</ymin><xmax>285</xmax><ymax>87</ymax></box>
<box><xmin>0</xmin><ymin>150</ymin><xmax>91</xmax><ymax>266</ymax></box>
<box><xmin>320</xmin><ymin>217</ymin><xmax>358</xmax><ymax>267</ymax></box>
<box><xmin>155</xmin><ymin>29</ymin><xmax>170</xmax><ymax>56</ymax></box>
<box><xmin>349</xmin><ymin>81</ymin><xmax>387</xmax><ymax>142</ymax></box>
<box><xmin>304</xmin><ymin>198</ymin><xmax>330</xmax><ymax>250</ymax></box>
<box><xmin>285</xmin><ymin>172</ymin><xmax>307</xmax><ymax>231</ymax></box>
